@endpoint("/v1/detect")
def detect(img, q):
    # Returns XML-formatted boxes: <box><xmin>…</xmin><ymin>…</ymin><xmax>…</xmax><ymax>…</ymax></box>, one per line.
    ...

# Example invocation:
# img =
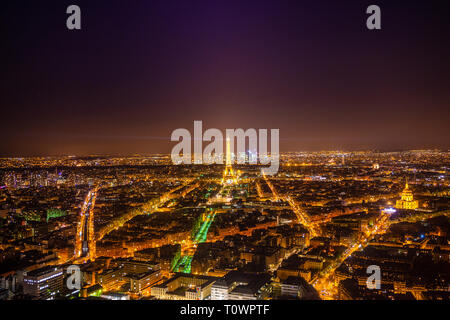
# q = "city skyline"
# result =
<box><xmin>1</xmin><ymin>150</ymin><xmax>449</xmax><ymax>301</ymax></box>
<box><xmin>0</xmin><ymin>0</ymin><xmax>449</xmax><ymax>305</ymax></box>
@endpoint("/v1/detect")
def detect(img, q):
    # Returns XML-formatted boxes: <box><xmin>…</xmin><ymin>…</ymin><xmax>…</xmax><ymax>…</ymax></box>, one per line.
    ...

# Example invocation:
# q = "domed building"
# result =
<box><xmin>395</xmin><ymin>181</ymin><xmax>418</xmax><ymax>210</ymax></box>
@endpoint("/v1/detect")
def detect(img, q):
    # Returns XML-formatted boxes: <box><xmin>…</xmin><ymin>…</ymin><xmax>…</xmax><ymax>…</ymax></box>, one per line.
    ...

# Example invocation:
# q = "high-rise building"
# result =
<box><xmin>23</xmin><ymin>266</ymin><xmax>64</xmax><ymax>300</ymax></box>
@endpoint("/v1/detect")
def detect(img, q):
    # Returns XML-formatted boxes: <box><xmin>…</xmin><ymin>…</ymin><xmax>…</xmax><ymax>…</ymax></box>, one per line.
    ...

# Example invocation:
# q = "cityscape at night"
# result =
<box><xmin>0</xmin><ymin>0</ymin><xmax>449</xmax><ymax>310</ymax></box>
<box><xmin>0</xmin><ymin>151</ymin><xmax>449</xmax><ymax>301</ymax></box>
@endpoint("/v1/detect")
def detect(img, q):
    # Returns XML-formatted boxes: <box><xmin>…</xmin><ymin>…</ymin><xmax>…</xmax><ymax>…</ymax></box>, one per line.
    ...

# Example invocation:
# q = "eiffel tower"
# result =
<box><xmin>222</xmin><ymin>137</ymin><xmax>237</xmax><ymax>185</ymax></box>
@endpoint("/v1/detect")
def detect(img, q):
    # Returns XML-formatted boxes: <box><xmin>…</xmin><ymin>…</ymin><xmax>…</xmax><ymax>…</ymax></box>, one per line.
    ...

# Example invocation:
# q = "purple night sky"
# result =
<box><xmin>1</xmin><ymin>0</ymin><xmax>449</xmax><ymax>156</ymax></box>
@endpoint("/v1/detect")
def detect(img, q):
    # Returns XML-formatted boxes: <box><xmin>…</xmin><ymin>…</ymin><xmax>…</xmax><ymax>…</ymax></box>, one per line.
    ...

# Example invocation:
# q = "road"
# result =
<box><xmin>263</xmin><ymin>174</ymin><xmax>320</xmax><ymax>237</ymax></box>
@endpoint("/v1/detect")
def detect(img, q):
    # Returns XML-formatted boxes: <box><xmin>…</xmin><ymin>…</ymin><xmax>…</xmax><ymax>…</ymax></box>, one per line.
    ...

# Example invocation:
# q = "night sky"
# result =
<box><xmin>1</xmin><ymin>0</ymin><xmax>449</xmax><ymax>156</ymax></box>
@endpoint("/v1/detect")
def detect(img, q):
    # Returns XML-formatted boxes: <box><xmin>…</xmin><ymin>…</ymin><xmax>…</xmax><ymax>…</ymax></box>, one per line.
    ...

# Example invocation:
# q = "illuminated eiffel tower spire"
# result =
<box><xmin>222</xmin><ymin>137</ymin><xmax>237</xmax><ymax>185</ymax></box>
<box><xmin>226</xmin><ymin>136</ymin><xmax>232</xmax><ymax>166</ymax></box>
